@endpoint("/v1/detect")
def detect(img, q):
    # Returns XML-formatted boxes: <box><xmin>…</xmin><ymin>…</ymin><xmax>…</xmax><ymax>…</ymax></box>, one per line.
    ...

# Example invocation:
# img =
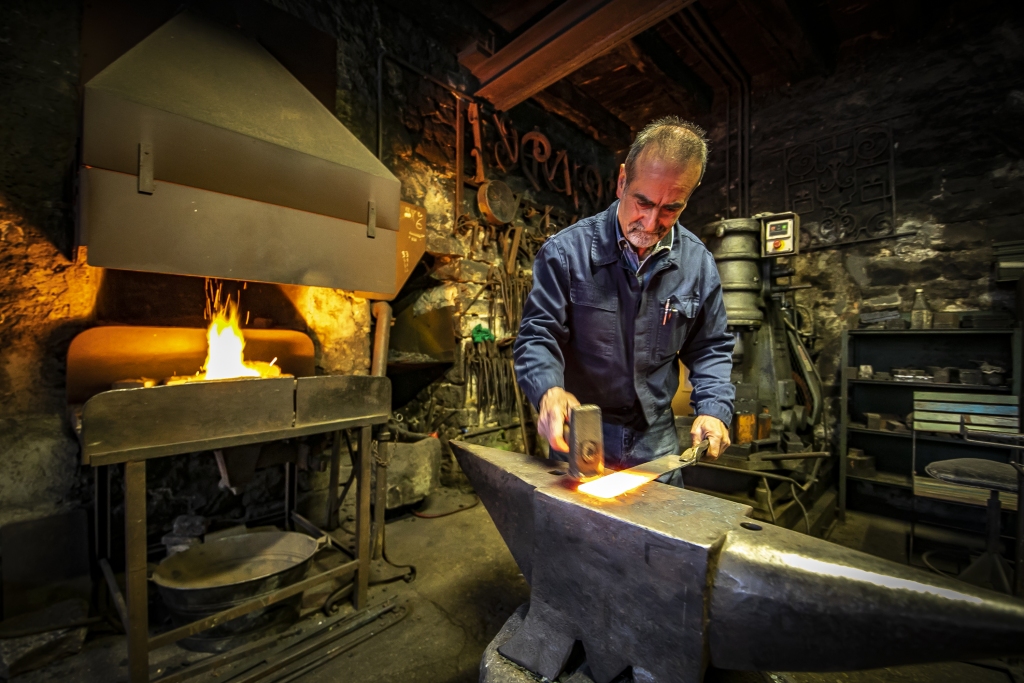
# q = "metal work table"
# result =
<box><xmin>78</xmin><ymin>306</ymin><xmax>396</xmax><ymax>683</ymax></box>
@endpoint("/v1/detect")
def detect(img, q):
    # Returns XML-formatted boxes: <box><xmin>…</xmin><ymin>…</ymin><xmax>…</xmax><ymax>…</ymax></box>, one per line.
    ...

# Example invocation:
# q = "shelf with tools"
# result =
<box><xmin>839</xmin><ymin>327</ymin><xmax>1022</xmax><ymax>526</ymax></box>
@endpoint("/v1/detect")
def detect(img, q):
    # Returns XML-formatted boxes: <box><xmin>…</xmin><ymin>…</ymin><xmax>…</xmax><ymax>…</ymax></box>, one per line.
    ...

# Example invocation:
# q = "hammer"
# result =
<box><xmin>561</xmin><ymin>404</ymin><xmax>605</xmax><ymax>481</ymax></box>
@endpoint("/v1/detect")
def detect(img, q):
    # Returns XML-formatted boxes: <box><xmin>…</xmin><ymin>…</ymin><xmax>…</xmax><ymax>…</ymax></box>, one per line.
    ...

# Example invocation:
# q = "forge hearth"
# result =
<box><xmin>67</xmin><ymin>325</ymin><xmax>389</xmax><ymax>465</ymax></box>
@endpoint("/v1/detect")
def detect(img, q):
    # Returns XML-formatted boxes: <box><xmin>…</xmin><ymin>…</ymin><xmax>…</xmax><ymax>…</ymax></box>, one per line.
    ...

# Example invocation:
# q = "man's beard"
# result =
<box><xmin>623</xmin><ymin>221</ymin><xmax>668</xmax><ymax>251</ymax></box>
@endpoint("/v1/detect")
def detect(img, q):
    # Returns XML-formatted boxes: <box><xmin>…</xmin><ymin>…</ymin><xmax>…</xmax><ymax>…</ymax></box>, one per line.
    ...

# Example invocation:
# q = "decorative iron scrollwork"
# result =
<box><xmin>784</xmin><ymin>122</ymin><xmax>899</xmax><ymax>250</ymax></box>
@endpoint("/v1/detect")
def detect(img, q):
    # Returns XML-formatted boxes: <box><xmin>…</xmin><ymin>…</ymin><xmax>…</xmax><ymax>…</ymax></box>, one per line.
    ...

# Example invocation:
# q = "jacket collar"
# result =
<box><xmin>592</xmin><ymin>200</ymin><xmax>624</xmax><ymax>266</ymax></box>
<box><xmin>592</xmin><ymin>199</ymin><xmax>681</xmax><ymax>270</ymax></box>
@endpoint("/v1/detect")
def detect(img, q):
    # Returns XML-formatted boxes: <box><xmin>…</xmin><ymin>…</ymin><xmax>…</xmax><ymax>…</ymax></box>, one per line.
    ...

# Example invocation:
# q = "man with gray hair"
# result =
<box><xmin>513</xmin><ymin>116</ymin><xmax>735</xmax><ymax>468</ymax></box>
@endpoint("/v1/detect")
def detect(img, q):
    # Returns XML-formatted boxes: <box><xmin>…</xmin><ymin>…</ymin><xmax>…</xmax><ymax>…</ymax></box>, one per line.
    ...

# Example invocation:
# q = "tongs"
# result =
<box><xmin>679</xmin><ymin>439</ymin><xmax>710</xmax><ymax>468</ymax></box>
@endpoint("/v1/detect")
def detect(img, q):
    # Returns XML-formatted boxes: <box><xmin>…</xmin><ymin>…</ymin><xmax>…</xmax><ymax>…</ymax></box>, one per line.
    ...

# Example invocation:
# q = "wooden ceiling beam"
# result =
<box><xmin>470</xmin><ymin>0</ymin><xmax>697</xmax><ymax>112</ymax></box>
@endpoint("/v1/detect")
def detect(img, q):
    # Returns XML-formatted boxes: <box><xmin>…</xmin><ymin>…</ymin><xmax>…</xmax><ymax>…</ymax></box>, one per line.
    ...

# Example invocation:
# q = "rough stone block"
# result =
<box><xmin>0</xmin><ymin>599</ymin><xmax>89</xmax><ymax>678</ymax></box>
<box><xmin>432</xmin><ymin>382</ymin><xmax>466</xmax><ymax>408</ymax></box>
<box><xmin>432</xmin><ymin>257</ymin><xmax>491</xmax><ymax>283</ymax></box>
<box><xmin>426</xmin><ymin>233</ymin><xmax>469</xmax><ymax>259</ymax></box>
<box><xmin>386</xmin><ymin>437</ymin><xmax>441</xmax><ymax>509</ymax></box>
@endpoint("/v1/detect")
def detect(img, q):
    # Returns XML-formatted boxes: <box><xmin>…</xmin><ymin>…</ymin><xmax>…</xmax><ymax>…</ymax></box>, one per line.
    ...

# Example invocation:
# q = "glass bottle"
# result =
<box><xmin>910</xmin><ymin>288</ymin><xmax>932</xmax><ymax>329</ymax></box>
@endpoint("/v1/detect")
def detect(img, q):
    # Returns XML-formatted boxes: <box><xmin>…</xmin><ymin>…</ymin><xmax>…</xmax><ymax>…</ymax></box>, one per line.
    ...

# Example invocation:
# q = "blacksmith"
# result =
<box><xmin>513</xmin><ymin>116</ymin><xmax>735</xmax><ymax>468</ymax></box>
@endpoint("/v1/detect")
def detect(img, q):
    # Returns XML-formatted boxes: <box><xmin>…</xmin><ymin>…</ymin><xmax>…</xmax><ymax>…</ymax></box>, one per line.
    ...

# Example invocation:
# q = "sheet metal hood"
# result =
<box><xmin>79</xmin><ymin>11</ymin><xmax>409</xmax><ymax>297</ymax></box>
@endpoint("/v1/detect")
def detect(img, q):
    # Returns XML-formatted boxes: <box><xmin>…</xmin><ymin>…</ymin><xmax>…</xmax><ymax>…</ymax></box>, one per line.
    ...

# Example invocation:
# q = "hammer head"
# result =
<box><xmin>568</xmin><ymin>405</ymin><xmax>604</xmax><ymax>481</ymax></box>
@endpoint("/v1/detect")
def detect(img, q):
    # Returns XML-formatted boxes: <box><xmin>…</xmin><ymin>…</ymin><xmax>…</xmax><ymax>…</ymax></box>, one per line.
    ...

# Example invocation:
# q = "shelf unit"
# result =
<box><xmin>839</xmin><ymin>328</ymin><xmax>1021</xmax><ymax>522</ymax></box>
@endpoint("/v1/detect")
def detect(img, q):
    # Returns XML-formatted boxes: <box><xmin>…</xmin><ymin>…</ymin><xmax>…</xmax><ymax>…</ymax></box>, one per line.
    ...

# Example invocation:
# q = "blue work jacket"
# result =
<box><xmin>513</xmin><ymin>201</ymin><xmax>735</xmax><ymax>430</ymax></box>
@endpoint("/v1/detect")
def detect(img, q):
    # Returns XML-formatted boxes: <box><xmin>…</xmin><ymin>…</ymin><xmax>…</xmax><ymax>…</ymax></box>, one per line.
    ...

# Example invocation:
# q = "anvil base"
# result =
<box><xmin>482</xmin><ymin>605</ymin><xmax>661</xmax><ymax>683</ymax></box>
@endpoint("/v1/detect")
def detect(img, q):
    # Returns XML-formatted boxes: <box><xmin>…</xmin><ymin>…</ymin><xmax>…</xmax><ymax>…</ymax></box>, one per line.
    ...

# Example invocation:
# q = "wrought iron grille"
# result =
<box><xmin>784</xmin><ymin>122</ymin><xmax>899</xmax><ymax>250</ymax></box>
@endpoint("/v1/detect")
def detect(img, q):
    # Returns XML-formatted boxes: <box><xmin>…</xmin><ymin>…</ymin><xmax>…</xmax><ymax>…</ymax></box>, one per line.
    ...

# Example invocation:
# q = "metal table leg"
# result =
<box><xmin>355</xmin><ymin>426</ymin><xmax>372</xmax><ymax>608</ymax></box>
<box><xmin>124</xmin><ymin>460</ymin><xmax>149</xmax><ymax>683</ymax></box>
<box><xmin>94</xmin><ymin>464</ymin><xmax>111</xmax><ymax>561</ymax></box>
<box><xmin>1016</xmin><ymin>455</ymin><xmax>1023</xmax><ymax>597</ymax></box>
<box><xmin>326</xmin><ymin>431</ymin><xmax>343</xmax><ymax>531</ymax></box>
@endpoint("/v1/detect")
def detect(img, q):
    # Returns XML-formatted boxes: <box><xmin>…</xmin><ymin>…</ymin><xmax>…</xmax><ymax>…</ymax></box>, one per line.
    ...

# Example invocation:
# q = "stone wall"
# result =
<box><xmin>686</xmin><ymin>8</ymin><xmax>1024</xmax><ymax>430</ymax></box>
<box><xmin>0</xmin><ymin>0</ymin><xmax>96</xmax><ymax>527</ymax></box>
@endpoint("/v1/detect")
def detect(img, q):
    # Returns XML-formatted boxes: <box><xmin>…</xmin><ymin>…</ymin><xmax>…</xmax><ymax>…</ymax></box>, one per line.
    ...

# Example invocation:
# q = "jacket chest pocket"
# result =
<box><xmin>655</xmin><ymin>295</ymin><xmax>700</xmax><ymax>360</ymax></box>
<box><xmin>570</xmin><ymin>282</ymin><xmax>618</xmax><ymax>359</ymax></box>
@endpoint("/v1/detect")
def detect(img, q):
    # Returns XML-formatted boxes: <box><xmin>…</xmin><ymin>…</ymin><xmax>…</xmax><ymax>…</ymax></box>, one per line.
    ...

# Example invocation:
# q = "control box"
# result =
<box><xmin>759</xmin><ymin>212</ymin><xmax>800</xmax><ymax>257</ymax></box>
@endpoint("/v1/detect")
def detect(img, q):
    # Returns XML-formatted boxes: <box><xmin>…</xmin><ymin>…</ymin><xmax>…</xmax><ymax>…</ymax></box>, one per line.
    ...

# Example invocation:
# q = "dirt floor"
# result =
<box><xmin>10</xmin><ymin>493</ymin><xmax>1019</xmax><ymax>683</ymax></box>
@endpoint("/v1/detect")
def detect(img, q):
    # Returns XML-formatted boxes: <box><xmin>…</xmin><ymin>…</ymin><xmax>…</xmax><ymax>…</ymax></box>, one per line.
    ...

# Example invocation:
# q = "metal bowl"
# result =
<box><xmin>152</xmin><ymin>531</ymin><xmax>321</xmax><ymax>652</ymax></box>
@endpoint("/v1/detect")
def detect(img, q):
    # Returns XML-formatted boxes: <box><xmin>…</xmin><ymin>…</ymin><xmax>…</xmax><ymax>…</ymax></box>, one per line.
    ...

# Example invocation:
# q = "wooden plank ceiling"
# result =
<box><xmin>459</xmin><ymin>0</ymin><xmax>928</xmax><ymax>153</ymax></box>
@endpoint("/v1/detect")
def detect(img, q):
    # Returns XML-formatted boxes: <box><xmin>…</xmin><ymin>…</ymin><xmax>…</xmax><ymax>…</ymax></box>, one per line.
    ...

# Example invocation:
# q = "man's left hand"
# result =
<box><xmin>690</xmin><ymin>415</ymin><xmax>730</xmax><ymax>459</ymax></box>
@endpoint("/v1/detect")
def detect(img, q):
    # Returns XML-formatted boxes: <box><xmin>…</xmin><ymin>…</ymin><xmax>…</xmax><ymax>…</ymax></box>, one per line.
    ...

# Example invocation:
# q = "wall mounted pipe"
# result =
<box><xmin>371</xmin><ymin>302</ymin><xmax>393</xmax><ymax>378</ymax></box>
<box><xmin>666</xmin><ymin>17</ymin><xmax>733</xmax><ymax>218</ymax></box>
<box><xmin>686</xmin><ymin>6</ymin><xmax>751</xmax><ymax>216</ymax></box>
<box><xmin>675</xmin><ymin>8</ymin><xmax>751</xmax><ymax>216</ymax></box>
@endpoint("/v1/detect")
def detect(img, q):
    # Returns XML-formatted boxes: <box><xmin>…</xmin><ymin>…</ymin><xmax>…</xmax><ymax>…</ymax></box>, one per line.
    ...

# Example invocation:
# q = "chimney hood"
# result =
<box><xmin>79</xmin><ymin>11</ymin><xmax>417</xmax><ymax>298</ymax></box>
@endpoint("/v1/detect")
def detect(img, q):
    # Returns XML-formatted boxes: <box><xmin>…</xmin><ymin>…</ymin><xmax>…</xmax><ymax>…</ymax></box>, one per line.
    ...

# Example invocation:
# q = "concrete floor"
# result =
<box><xmin>10</xmin><ymin>496</ymin><xmax>1017</xmax><ymax>683</ymax></box>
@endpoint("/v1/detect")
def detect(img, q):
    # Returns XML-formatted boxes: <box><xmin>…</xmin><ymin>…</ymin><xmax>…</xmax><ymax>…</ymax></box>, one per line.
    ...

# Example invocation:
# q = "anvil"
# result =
<box><xmin>450</xmin><ymin>440</ymin><xmax>1024</xmax><ymax>683</ymax></box>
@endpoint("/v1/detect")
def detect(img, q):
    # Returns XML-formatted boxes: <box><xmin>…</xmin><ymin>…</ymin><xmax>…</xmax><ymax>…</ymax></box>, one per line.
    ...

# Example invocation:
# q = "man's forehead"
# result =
<box><xmin>630</xmin><ymin>152</ymin><xmax>701</xmax><ymax>181</ymax></box>
<box><xmin>626</xmin><ymin>157</ymin><xmax>701</xmax><ymax>201</ymax></box>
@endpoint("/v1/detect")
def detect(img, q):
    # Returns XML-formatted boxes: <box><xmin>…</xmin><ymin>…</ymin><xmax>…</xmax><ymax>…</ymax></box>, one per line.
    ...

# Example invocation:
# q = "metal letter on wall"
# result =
<box><xmin>784</xmin><ymin>122</ymin><xmax>900</xmax><ymax>250</ymax></box>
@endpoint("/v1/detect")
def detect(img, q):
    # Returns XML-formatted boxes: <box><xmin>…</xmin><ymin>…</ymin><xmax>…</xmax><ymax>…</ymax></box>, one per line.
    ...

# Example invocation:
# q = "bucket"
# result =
<box><xmin>151</xmin><ymin>531</ymin><xmax>322</xmax><ymax>652</ymax></box>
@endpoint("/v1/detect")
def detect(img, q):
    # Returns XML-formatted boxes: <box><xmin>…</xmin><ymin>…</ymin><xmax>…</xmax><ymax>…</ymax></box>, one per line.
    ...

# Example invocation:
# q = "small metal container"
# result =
<box><xmin>959</xmin><ymin>368</ymin><xmax>983</xmax><ymax>385</ymax></box>
<box><xmin>152</xmin><ymin>531</ymin><xmax>322</xmax><ymax>652</ymax></box>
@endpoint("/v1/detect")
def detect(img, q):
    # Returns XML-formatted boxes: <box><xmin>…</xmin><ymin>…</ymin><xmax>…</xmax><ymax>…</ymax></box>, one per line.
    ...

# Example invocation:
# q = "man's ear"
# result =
<box><xmin>616</xmin><ymin>163</ymin><xmax>627</xmax><ymax>199</ymax></box>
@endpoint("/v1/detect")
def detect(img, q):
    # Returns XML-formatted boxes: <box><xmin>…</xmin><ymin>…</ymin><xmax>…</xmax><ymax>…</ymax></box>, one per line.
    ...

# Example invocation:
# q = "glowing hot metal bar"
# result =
<box><xmin>577</xmin><ymin>471</ymin><xmax>654</xmax><ymax>498</ymax></box>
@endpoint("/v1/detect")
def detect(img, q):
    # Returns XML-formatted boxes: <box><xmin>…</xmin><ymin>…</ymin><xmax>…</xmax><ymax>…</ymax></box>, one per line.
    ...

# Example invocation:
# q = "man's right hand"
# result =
<box><xmin>537</xmin><ymin>387</ymin><xmax>581</xmax><ymax>453</ymax></box>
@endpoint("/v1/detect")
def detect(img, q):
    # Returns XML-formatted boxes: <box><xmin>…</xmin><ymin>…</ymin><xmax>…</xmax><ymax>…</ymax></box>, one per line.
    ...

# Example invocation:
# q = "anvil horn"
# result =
<box><xmin>452</xmin><ymin>440</ymin><xmax>1024</xmax><ymax>682</ymax></box>
<box><xmin>710</xmin><ymin>523</ymin><xmax>1024</xmax><ymax>671</ymax></box>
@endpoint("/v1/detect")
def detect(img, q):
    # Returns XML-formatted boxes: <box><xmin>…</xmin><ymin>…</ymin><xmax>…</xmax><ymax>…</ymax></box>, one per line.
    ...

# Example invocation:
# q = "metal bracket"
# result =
<box><xmin>137</xmin><ymin>143</ymin><xmax>153</xmax><ymax>194</ymax></box>
<box><xmin>367</xmin><ymin>200</ymin><xmax>376</xmax><ymax>238</ymax></box>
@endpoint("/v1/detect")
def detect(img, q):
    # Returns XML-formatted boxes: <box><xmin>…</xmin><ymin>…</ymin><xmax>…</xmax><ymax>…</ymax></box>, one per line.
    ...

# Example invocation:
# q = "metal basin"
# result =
<box><xmin>152</xmin><ymin>531</ymin><xmax>321</xmax><ymax>652</ymax></box>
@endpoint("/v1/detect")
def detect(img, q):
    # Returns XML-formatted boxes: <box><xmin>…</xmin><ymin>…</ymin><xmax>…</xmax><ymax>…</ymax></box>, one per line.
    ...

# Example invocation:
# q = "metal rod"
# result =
<box><xmin>455</xmin><ymin>95</ymin><xmax>464</xmax><ymax>230</ymax></box>
<box><xmin>225</xmin><ymin>602</ymin><xmax>398</xmax><ymax>683</ymax></box>
<box><xmin>326</xmin><ymin>431</ymin><xmax>342</xmax><ymax>531</ymax></box>
<box><xmin>153</xmin><ymin>623</ymin><xmax>308</xmax><ymax>683</ymax></box>
<box><xmin>270</xmin><ymin>606</ymin><xmax>407</xmax><ymax>683</ymax></box>
<box><xmin>124</xmin><ymin>460</ymin><xmax>148</xmax><ymax>683</ymax></box>
<box><xmin>94</xmin><ymin>464</ymin><xmax>111</xmax><ymax>562</ymax></box>
<box><xmin>355</xmin><ymin>426</ymin><xmax>373</xmax><ymax>608</ymax></box>
<box><xmin>511</xmin><ymin>361</ymin><xmax>532</xmax><ymax>456</ymax></box>
<box><xmin>147</xmin><ymin>560</ymin><xmax>359</xmax><ymax>651</ymax></box>
<box><xmin>758</xmin><ymin>451</ymin><xmax>831</xmax><ymax>461</ymax></box>
<box><xmin>372</xmin><ymin>441</ymin><xmax>390</xmax><ymax>560</ymax></box>
<box><xmin>284</xmin><ymin>461</ymin><xmax>297</xmax><ymax>531</ymax></box>
<box><xmin>461</xmin><ymin>421</ymin><xmax>521</xmax><ymax>438</ymax></box>
<box><xmin>99</xmin><ymin>558</ymin><xmax>129</xmax><ymax>632</ymax></box>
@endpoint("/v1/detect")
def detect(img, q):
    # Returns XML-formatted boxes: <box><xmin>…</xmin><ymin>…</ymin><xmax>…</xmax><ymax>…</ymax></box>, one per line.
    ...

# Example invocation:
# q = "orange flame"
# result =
<box><xmin>199</xmin><ymin>302</ymin><xmax>279</xmax><ymax>380</ymax></box>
